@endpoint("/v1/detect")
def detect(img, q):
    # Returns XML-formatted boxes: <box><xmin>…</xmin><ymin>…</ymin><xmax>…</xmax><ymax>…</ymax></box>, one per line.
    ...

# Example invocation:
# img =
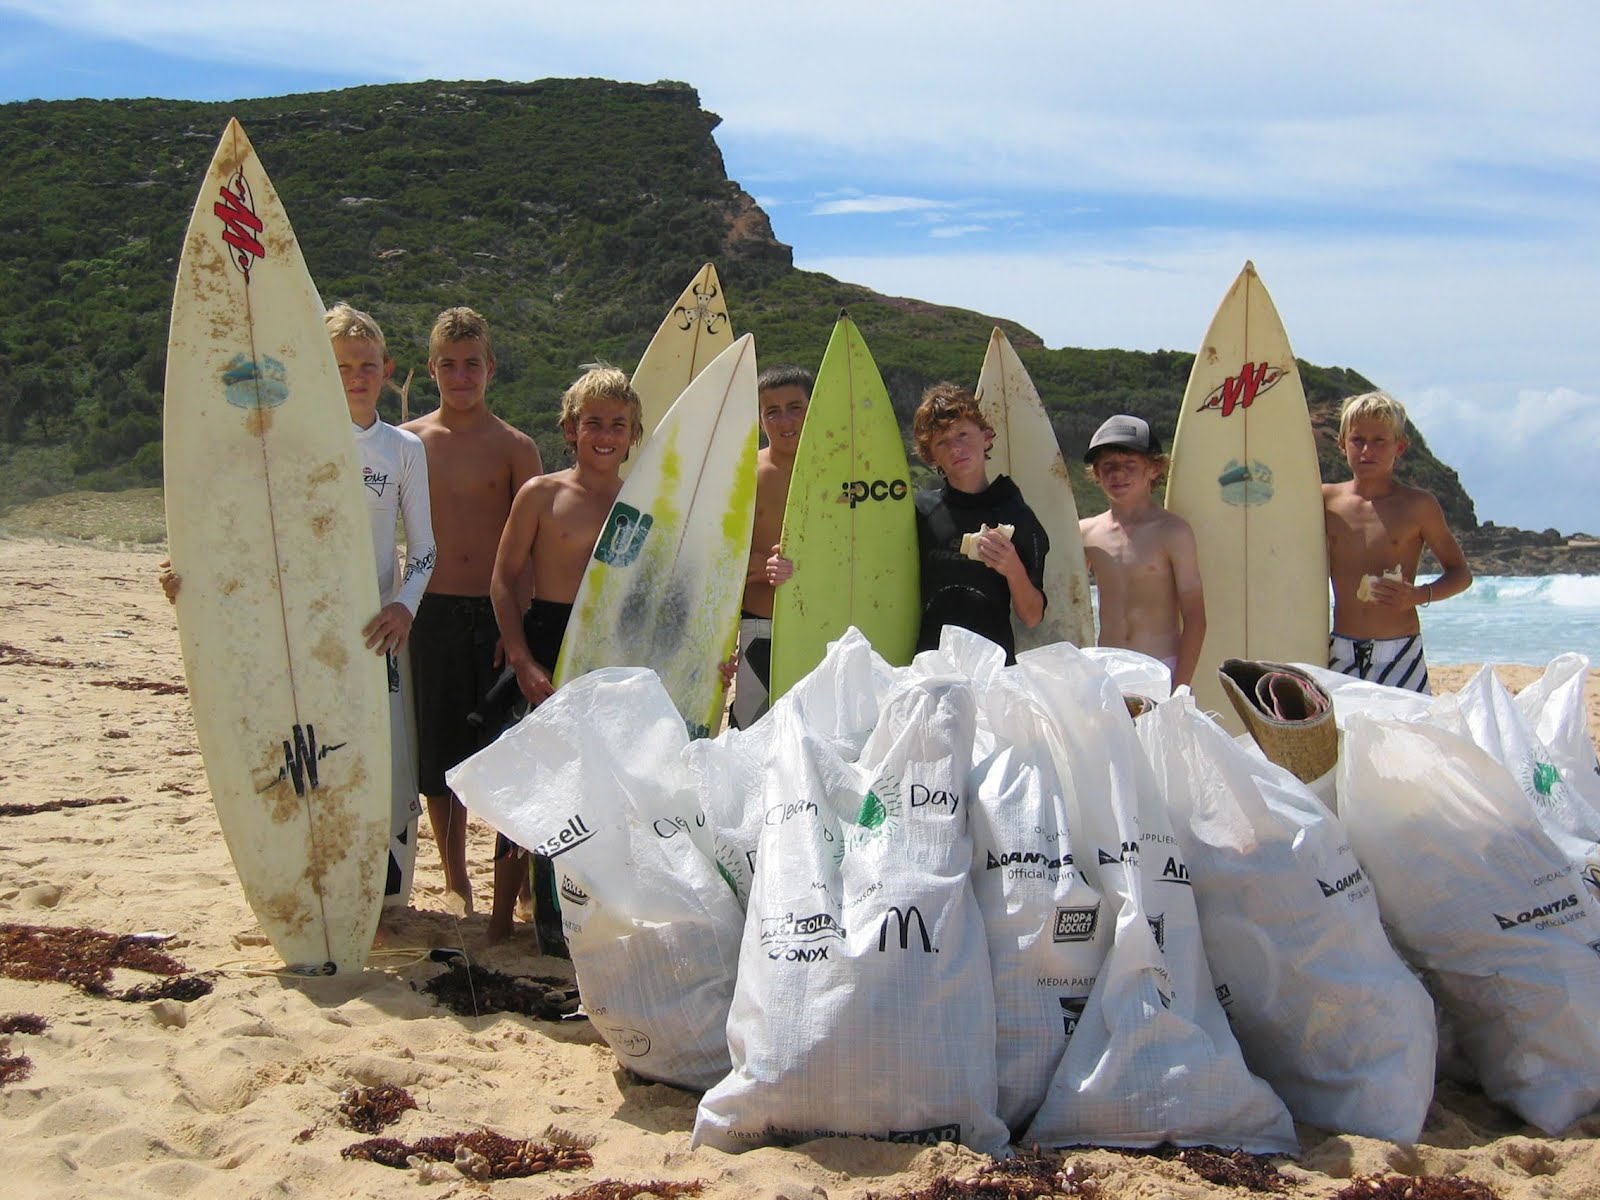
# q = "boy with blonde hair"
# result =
<box><xmin>1322</xmin><ymin>391</ymin><xmax>1471</xmax><ymax>693</ymax></box>
<box><xmin>163</xmin><ymin>303</ymin><xmax>437</xmax><ymax>922</ymax></box>
<box><xmin>486</xmin><ymin>364</ymin><xmax>642</xmax><ymax>946</ymax></box>
<box><xmin>404</xmin><ymin>306</ymin><xmax>543</xmax><ymax>915</ymax></box>
<box><xmin>1078</xmin><ymin>414</ymin><xmax>1206</xmax><ymax>689</ymax></box>
<box><xmin>911</xmin><ymin>382</ymin><xmax>1048</xmax><ymax>662</ymax></box>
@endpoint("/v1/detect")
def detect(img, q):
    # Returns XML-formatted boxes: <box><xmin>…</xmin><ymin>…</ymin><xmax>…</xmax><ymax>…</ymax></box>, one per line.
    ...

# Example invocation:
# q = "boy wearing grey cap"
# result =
<box><xmin>1078</xmin><ymin>414</ymin><xmax>1207</xmax><ymax>689</ymax></box>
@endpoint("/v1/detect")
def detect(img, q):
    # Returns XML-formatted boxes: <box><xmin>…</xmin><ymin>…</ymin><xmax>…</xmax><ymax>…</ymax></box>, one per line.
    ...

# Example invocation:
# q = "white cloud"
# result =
<box><xmin>810</xmin><ymin>195</ymin><xmax>950</xmax><ymax>216</ymax></box>
<box><xmin>929</xmin><ymin>225</ymin><xmax>988</xmax><ymax>239</ymax></box>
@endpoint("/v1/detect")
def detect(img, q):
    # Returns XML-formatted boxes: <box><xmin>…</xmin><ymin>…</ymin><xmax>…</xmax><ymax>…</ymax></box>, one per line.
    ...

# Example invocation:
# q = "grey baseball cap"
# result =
<box><xmin>1084</xmin><ymin>414</ymin><xmax>1161</xmax><ymax>462</ymax></box>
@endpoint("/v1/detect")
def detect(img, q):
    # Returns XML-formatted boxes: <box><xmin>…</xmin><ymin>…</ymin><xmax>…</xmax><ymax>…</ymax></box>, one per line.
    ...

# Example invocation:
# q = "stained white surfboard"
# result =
<box><xmin>1165</xmin><ymin>261</ymin><xmax>1329</xmax><ymax>731</ymax></box>
<box><xmin>164</xmin><ymin>119</ymin><xmax>389</xmax><ymax>973</ymax></box>
<box><xmin>623</xmin><ymin>261</ymin><xmax>735</xmax><ymax>479</ymax></box>
<box><xmin>975</xmin><ymin>327</ymin><xmax>1095</xmax><ymax>651</ymax></box>
<box><xmin>556</xmin><ymin>333</ymin><xmax>759</xmax><ymax>737</ymax></box>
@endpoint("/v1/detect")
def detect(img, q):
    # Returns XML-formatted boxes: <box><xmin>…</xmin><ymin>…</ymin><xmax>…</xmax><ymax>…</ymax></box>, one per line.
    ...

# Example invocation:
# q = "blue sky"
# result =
<box><xmin>4</xmin><ymin>1</ymin><xmax>1597</xmax><ymax>535</ymax></box>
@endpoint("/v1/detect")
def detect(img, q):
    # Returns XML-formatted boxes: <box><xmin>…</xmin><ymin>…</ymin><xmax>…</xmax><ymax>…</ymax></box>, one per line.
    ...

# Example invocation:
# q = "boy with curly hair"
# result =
<box><xmin>911</xmin><ymin>382</ymin><xmax>1048</xmax><ymax>662</ymax></box>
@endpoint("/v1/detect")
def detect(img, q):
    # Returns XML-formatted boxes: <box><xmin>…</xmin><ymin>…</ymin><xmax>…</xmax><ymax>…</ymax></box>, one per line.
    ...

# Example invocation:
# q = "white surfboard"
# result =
<box><xmin>975</xmin><ymin>327</ymin><xmax>1095</xmax><ymax>651</ymax></box>
<box><xmin>164</xmin><ymin>119</ymin><xmax>390</xmax><ymax>973</ymax></box>
<box><xmin>556</xmin><ymin>333</ymin><xmax>759</xmax><ymax>737</ymax></box>
<box><xmin>1165</xmin><ymin>261</ymin><xmax>1329</xmax><ymax>732</ymax></box>
<box><xmin>623</xmin><ymin>262</ymin><xmax>735</xmax><ymax>478</ymax></box>
<box><xmin>384</xmin><ymin>646</ymin><xmax>420</xmax><ymax>909</ymax></box>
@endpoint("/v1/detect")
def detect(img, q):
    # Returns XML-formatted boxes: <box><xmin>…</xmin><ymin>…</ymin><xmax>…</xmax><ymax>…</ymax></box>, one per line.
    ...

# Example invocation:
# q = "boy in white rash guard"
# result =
<box><xmin>326</xmin><ymin>304</ymin><xmax>437</xmax><ymax>915</ymax></box>
<box><xmin>160</xmin><ymin>304</ymin><xmax>438</xmax><ymax>933</ymax></box>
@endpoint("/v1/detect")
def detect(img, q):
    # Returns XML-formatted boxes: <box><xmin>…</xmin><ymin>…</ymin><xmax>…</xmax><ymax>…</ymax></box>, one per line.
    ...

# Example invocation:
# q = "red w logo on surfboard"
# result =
<box><xmin>1196</xmin><ymin>361</ymin><xmax>1284</xmax><ymax>418</ymax></box>
<box><xmin>215</xmin><ymin>169</ymin><xmax>265</xmax><ymax>279</ymax></box>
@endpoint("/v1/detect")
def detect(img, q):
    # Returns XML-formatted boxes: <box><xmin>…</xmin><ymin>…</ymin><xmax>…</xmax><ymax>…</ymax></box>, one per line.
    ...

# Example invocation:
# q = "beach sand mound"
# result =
<box><xmin>3</xmin><ymin>535</ymin><xmax>1598</xmax><ymax>1199</ymax></box>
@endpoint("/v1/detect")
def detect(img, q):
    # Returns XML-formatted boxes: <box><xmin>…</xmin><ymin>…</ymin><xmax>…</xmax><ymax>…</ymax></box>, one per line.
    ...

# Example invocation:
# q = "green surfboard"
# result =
<box><xmin>769</xmin><ymin>313</ymin><xmax>920</xmax><ymax>699</ymax></box>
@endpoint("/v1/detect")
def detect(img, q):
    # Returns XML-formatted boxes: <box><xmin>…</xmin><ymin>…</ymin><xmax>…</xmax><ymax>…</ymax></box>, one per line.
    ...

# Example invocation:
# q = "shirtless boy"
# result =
<box><xmin>731</xmin><ymin>364</ymin><xmax>812</xmax><ymax>729</ymax></box>
<box><xmin>912</xmin><ymin>383</ymin><xmax>1048</xmax><ymax>662</ymax></box>
<box><xmin>487</xmin><ymin>366</ymin><xmax>642</xmax><ymax>945</ymax></box>
<box><xmin>403</xmin><ymin>307</ymin><xmax>542</xmax><ymax>915</ymax></box>
<box><xmin>1078</xmin><ymin>414</ymin><xmax>1206</xmax><ymax>689</ymax></box>
<box><xmin>1322</xmin><ymin>391</ymin><xmax>1471</xmax><ymax>693</ymax></box>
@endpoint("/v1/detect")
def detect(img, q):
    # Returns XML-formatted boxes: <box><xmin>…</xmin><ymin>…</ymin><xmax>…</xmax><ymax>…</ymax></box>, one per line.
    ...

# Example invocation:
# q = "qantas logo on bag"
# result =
<box><xmin>1097</xmin><ymin>841</ymin><xmax>1140</xmax><ymax>867</ymax></box>
<box><xmin>986</xmin><ymin>849</ymin><xmax>1071</xmax><ymax>871</ymax></box>
<box><xmin>1195</xmin><ymin>361</ymin><xmax>1285</xmax><ymax>418</ymax></box>
<box><xmin>215</xmin><ymin>169</ymin><xmax>265</xmax><ymax>279</ymax></box>
<box><xmin>1318</xmin><ymin>868</ymin><xmax>1367</xmax><ymax>898</ymax></box>
<box><xmin>1494</xmin><ymin>893</ymin><xmax>1582</xmax><ymax>931</ymax></box>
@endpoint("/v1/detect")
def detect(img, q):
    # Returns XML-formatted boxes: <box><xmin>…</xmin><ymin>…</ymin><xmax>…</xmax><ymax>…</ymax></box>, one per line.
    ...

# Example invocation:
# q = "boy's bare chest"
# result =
<box><xmin>426</xmin><ymin>433</ymin><xmax>512</xmax><ymax>500</ymax></box>
<box><xmin>1330</xmin><ymin>496</ymin><xmax>1423</xmax><ymax>568</ymax></box>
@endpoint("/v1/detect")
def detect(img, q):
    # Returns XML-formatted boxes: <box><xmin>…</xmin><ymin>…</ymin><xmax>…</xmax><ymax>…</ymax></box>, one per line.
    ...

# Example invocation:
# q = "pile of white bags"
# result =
<box><xmin>447</xmin><ymin>631</ymin><xmax>1600</xmax><ymax>1147</ymax></box>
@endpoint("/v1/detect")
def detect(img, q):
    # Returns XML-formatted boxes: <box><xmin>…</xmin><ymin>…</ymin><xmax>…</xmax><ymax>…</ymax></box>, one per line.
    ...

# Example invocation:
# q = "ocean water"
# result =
<box><xmin>1087</xmin><ymin>575</ymin><xmax>1600</xmax><ymax>667</ymax></box>
<box><xmin>1421</xmin><ymin>574</ymin><xmax>1600</xmax><ymax>666</ymax></box>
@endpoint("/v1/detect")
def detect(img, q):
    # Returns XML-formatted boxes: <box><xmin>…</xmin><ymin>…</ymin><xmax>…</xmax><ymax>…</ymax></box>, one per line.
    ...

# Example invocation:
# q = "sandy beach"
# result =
<box><xmin>3</xmin><ymin>533</ymin><xmax>1599</xmax><ymax>1200</ymax></box>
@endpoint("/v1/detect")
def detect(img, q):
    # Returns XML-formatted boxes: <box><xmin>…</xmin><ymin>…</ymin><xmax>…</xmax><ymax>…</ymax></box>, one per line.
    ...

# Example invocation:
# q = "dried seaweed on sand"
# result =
<box><xmin>89</xmin><ymin>677</ymin><xmax>187</xmax><ymax>695</ymax></box>
<box><xmin>0</xmin><ymin>923</ymin><xmax>213</xmax><ymax>1002</ymax></box>
<box><xmin>548</xmin><ymin>1182</ymin><xmax>706</xmax><ymax>1200</ymax></box>
<box><xmin>1138</xmin><ymin>1147</ymin><xmax>1295</xmax><ymax>1193</ymax></box>
<box><xmin>0</xmin><ymin>1011</ymin><xmax>46</xmax><ymax>1087</ymax></box>
<box><xmin>0</xmin><ymin>795</ymin><xmax>130</xmax><ymax>817</ymax></box>
<box><xmin>341</xmin><ymin>1129</ymin><xmax>593</xmax><ymax>1178</ymax></box>
<box><xmin>1332</xmin><ymin>1176</ymin><xmax>1504</xmax><ymax>1200</ymax></box>
<box><xmin>866</xmin><ymin>1152</ymin><xmax>1103</xmax><ymax>1199</ymax></box>
<box><xmin>421</xmin><ymin>959</ymin><xmax>580</xmax><ymax>1021</ymax></box>
<box><xmin>337</xmin><ymin>1084</ymin><xmax>418</xmax><ymax>1134</ymax></box>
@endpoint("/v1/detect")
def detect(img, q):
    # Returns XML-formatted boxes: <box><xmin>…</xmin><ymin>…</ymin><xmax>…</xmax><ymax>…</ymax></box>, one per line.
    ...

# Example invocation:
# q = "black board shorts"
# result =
<box><xmin>409</xmin><ymin>593</ymin><xmax>500</xmax><ymax>796</ymax></box>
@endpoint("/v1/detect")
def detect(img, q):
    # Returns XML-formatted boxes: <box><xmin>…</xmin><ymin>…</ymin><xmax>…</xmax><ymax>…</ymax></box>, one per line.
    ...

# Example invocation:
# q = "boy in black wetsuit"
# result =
<box><xmin>911</xmin><ymin>383</ymin><xmax>1048</xmax><ymax>662</ymax></box>
<box><xmin>485</xmin><ymin>365</ymin><xmax>642</xmax><ymax>946</ymax></box>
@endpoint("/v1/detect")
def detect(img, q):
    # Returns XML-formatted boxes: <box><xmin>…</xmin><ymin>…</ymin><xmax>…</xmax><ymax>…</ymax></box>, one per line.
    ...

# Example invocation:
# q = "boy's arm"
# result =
<box><xmin>489</xmin><ymin>482</ymin><xmax>554</xmax><ymax>707</ymax></box>
<box><xmin>1416</xmin><ymin>494</ymin><xmax>1472</xmax><ymax>605</ymax></box>
<box><xmin>508</xmin><ymin>433</ymin><xmax>546</xmax><ymax>611</ymax></box>
<box><xmin>363</xmin><ymin>436</ymin><xmax>437</xmax><ymax>654</ymax></box>
<box><xmin>393</xmin><ymin>435</ymin><xmax>437</xmax><ymax>615</ymax></box>
<box><xmin>1169</xmin><ymin>520</ymin><xmax>1207</xmax><ymax>690</ymax></box>
<box><xmin>975</xmin><ymin>526</ymin><xmax>1046</xmax><ymax>629</ymax></box>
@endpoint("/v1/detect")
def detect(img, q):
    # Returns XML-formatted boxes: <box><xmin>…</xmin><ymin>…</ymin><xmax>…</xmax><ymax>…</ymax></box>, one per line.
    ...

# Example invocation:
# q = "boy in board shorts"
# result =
<box><xmin>1322</xmin><ymin>391</ymin><xmax>1471</xmax><ymax>693</ymax></box>
<box><xmin>732</xmin><ymin>365</ymin><xmax>812</xmax><ymax>729</ymax></box>
<box><xmin>1077</xmin><ymin>414</ymin><xmax>1206</xmax><ymax>689</ymax></box>
<box><xmin>911</xmin><ymin>383</ymin><xmax>1048</xmax><ymax>662</ymax></box>
<box><xmin>403</xmin><ymin>308</ymin><xmax>542</xmax><ymax>915</ymax></box>
<box><xmin>486</xmin><ymin>366</ymin><xmax>643</xmax><ymax>947</ymax></box>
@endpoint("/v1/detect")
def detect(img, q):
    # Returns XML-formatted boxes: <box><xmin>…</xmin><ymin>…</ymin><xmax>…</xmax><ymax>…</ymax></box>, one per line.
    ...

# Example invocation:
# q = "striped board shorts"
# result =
<box><xmin>1329</xmin><ymin>632</ymin><xmax>1431</xmax><ymax>695</ymax></box>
